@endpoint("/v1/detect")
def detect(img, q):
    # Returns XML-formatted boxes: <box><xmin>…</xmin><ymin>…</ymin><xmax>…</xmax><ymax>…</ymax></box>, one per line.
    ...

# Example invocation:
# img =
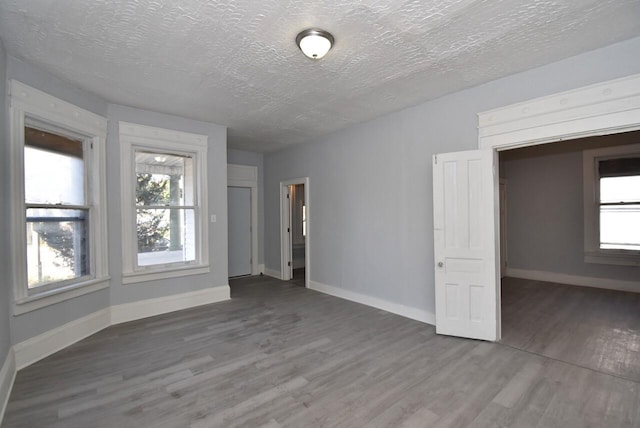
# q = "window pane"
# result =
<box><xmin>26</xmin><ymin>208</ymin><xmax>89</xmax><ymax>288</ymax></box>
<box><xmin>600</xmin><ymin>204</ymin><xmax>640</xmax><ymax>251</ymax></box>
<box><xmin>24</xmin><ymin>127</ymin><xmax>85</xmax><ymax>205</ymax></box>
<box><xmin>137</xmin><ymin>208</ymin><xmax>196</xmax><ymax>266</ymax></box>
<box><xmin>135</xmin><ymin>151</ymin><xmax>194</xmax><ymax>206</ymax></box>
<box><xmin>600</xmin><ymin>176</ymin><xmax>640</xmax><ymax>203</ymax></box>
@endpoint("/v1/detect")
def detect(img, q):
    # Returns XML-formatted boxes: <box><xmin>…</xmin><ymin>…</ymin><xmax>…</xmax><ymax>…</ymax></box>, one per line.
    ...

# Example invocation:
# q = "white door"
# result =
<box><xmin>228</xmin><ymin>187</ymin><xmax>252</xmax><ymax>277</ymax></box>
<box><xmin>432</xmin><ymin>149</ymin><xmax>500</xmax><ymax>341</ymax></box>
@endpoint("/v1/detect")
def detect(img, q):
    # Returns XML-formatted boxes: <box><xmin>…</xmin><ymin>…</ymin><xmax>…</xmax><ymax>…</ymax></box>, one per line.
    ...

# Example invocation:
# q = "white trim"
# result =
<box><xmin>118</xmin><ymin>121</ymin><xmax>207</xmax><ymax>145</ymax></box>
<box><xmin>504</xmin><ymin>267</ymin><xmax>640</xmax><ymax>294</ymax></box>
<box><xmin>228</xmin><ymin>164</ymin><xmax>259</xmax><ymax>276</ymax></box>
<box><xmin>0</xmin><ymin>349</ymin><xmax>16</xmax><ymax>425</ymax></box>
<box><xmin>9</xmin><ymin>80</ymin><xmax>110</xmax><ymax>313</ymax></box>
<box><xmin>280</xmin><ymin>178</ymin><xmax>310</xmax><ymax>288</ymax></box>
<box><xmin>9</xmin><ymin>80</ymin><xmax>107</xmax><ymax>135</ymax></box>
<box><xmin>13</xmin><ymin>308</ymin><xmax>111</xmax><ymax>370</ymax></box>
<box><xmin>13</xmin><ymin>278</ymin><xmax>110</xmax><ymax>315</ymax></box>
<box><xmin>122</xmin><ymin>265</ymin><xmax>210</xmax><ymax>284</ymax></box>
<box><xmin>478</xmin><ymin>73</ymin><xmax>640</xmax><ymax>150</ymax></box>
<box><xmin>309</xmin><ymin>281</ymin><xmax>435</xmax><ymax>325</ymax></box>
<box><xmin>110</xmin><ymin>286</ymin><xmax>230</xmax><ymax>325</ymax></box>
<box><xmin>264</xmin><ymin>268</ymin><xmax>281</xmax><ymax>279</ymax></box>
<box><xmin>119</xmin><ymin>121</ymin><xmax>209</xmax><ymax>280</ymax></box>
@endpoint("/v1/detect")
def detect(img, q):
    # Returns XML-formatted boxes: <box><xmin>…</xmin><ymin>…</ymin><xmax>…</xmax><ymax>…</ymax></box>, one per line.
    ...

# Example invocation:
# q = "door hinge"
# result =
<box><xmin>434</xmin><ymin>154</ymin><xmax>437</xmax><ymax>165</ymax></box>
<box><xmin>287</xmin><ymin>193</ymin><xmax>290</xmax><ymax>199</ymax></box>
<box><xmin>288</xmin><ymin>261</ymin><xmax>291</xmax><ymax>267</ymax></box>
<box><xmin>287</xmin><ymin>227</ymin><xmax>290</xmax><ymax>233</ymax></box>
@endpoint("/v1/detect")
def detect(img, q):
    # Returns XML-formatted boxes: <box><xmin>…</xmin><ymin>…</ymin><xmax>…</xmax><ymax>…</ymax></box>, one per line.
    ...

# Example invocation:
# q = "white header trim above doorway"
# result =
<box><xmin>478</xmin><ymin>73</ymin><xmax>640</xmax><ymax>150</ymax></box>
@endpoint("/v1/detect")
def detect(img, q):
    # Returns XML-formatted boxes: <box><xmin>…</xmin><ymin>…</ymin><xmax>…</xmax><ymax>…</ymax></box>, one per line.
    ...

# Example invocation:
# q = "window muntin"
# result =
<box><xmin>23</xmin><ymin>124</ymin><xmax>93</xmax><ymax>292</ymax></box>
<box><xmin>135</xmin><ymin>150</ymin><xmax>197</xmax><ymax>268</ymax></box>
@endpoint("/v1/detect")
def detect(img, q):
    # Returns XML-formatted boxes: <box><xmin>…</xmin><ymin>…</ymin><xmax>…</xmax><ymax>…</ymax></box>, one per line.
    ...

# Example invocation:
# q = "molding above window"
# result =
<box><xmin>583</xmin><ymin>143</ymin><xmax>640</xmax><ymax>266</ymax></box>
<box><xmin>9</xmin><ymin>80</ymin><xmax>110</xmax><ymax>312</ymax></box>
<box><xmin>10</xmin><ymin>80</ymin><xmax>107</xmax><ymax>135</ymax></box>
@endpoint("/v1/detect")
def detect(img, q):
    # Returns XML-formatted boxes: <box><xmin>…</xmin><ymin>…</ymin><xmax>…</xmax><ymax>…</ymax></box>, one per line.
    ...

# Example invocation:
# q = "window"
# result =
<box><xmin>120</xmin><ymin>122</ymin><xmax>209</xmax><ymax>283</ymax></box>
<box><xmin>10</xmin><ymin>81</ymin><xmax>109</xmax><ymax>313</ymax></box>
<box><xmin>583</xmin><ymin>143</ymin><xmax>640</xmax><ymax>266</ymax></box>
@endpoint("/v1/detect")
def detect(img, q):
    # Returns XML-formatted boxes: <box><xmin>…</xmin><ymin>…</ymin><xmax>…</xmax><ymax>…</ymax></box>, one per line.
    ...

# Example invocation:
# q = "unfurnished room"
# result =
<box><xmin>0</xmin><ymin>1</ymin><xmax>639</xmax><ymax>427</ymax></box>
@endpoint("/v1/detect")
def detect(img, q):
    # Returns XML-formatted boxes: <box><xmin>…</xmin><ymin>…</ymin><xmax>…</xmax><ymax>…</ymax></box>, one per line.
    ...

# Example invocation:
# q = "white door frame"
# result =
<box><xmin>280</xmin><ymin>177</ymin><xmax>310</xmax><ymax>288</ymax></box>
<box><xmin>477</xmin><ymin>73</ymin><xmax>640</xmax><ymax>340</ymax></box>
<box><xmin>227</xmin><ymin>164</ymin><xmax>259</xmax><ymax>275</ymax></box>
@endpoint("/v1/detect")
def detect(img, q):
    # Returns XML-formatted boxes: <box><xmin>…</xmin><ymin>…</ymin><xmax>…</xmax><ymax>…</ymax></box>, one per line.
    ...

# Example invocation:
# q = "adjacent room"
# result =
<box><xmin>0</xmin><ymin>1</ymin><xmax>639</xmax><ymax>427</ymax></box>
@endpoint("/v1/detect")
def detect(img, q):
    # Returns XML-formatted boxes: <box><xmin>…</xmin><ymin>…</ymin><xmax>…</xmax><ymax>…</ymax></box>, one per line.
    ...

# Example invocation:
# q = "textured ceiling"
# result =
<box><xmin>1</xmin><ymin>1</ymin><xmax>639</xmax><ymax>152</ymax></box>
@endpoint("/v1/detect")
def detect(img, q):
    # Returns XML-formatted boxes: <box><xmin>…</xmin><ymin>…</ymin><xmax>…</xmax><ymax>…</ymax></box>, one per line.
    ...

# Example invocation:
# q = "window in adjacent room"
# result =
<box><xmin>584</xmin><ymin>143</ymin><xmax>640</xmax><ymax>266</ymax></box>
<box><xmin>120</xmin><ymin>122</ymin><xmax>209</xmax><ymax>283</ymax></box>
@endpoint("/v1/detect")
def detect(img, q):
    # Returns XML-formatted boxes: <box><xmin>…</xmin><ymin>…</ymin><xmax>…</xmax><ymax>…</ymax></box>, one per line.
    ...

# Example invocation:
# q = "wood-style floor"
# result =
<box><xmin>501</xmin><ymin>276</ymin><xmax>640</xmax><ymax>382</ymax></box>
<box><xmin>3</xmin><ymin>275</ymin><xmax>640</xmax><ymax>427</ymax></box>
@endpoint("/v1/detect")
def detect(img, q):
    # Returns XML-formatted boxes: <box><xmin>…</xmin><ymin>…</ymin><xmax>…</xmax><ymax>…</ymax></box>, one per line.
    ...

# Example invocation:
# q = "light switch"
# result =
<box><xmin>210</xmin><ymin>214</ymin><xmax>216</xmax><ymax>223</ymax></box>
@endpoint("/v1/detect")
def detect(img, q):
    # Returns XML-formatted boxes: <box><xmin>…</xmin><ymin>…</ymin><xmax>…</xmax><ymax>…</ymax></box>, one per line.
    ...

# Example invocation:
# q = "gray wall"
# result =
<box><xmin>6</xmin><ymin>55</ymin><xmax>112</xmax><ymax>343</ymax></box>
<box><xmin>227</xmin><ymin>149</ymin><xmax>264</xmax><ymax>265</ymax></box>
<box><xmin>264</xmin><ymin>36</ymin><xmax>640</xmax><ymax>318</ymax></box>
<box><xmin>0</xmin><ymin>40</ymin><xmax>11</xmax><ymax>365</ymax></box>
<box><xmin>107</xmin><ymin>105</ymin><xmax>228</xmax><ymax>306</ymax></box>
<box><xmin>502</xmin><ymin>134</ymin><xmax>639</xmax><ymax>281</ymax></box>
<box><xmin>3</xmin><ymin>57</ymin><xmax>228</xmax><ymax>344</ymax></box>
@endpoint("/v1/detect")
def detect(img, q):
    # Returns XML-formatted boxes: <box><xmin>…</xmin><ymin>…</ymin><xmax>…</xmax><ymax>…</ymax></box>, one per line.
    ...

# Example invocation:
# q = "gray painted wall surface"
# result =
<box><xmin>6</xmin><ymin>55</ymin><xmax>112</xmax><ymax>344</ymax></box>
<box><xmin>107</xmin><ymin>105</ymin><xmax>228</xmax><ymax>306</ymax></box>
<box><xmin>3</xmin><ymin>57</ymin><xmax>228</xmax><ymax>343</ymax></box>
<box><xmin>264</xmin><ymin>37</ymin><xmax>640</xmax><ymax>317</ymax></box>
<box><xmin>503</xmin><ymin>135</ymin><xmax>639</xmax><ymax>282</ymax></box>
<box><xmin>0</xmin><ymin>40</ymin><xmax>12</xmax><ymax>364</ymax></box>
<box><xmin>227</xmin><ymin>149</ymin><xmax>264</xmax><ymax>265</ymax></box>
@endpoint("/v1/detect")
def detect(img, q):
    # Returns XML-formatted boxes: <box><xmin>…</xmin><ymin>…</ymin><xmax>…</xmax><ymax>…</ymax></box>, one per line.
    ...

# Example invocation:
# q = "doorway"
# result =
<box><xmin>227</xmin><ymin>164</ymin><xmax>259</xmax><ymax>278</ymax></box>
<box><xmin>280</xmin><ymin>178</ymin><xmax>310</xmax><ymax>288</ymax></box>
<box><xmin>433</xmin><ymin>72</ymin><xmax>640</xmax><ymax>342</ymax></box>
<box><xmin>228</xmin><ymin>186</ymin><xmax>252</xmax><ymax>278</ymax></box>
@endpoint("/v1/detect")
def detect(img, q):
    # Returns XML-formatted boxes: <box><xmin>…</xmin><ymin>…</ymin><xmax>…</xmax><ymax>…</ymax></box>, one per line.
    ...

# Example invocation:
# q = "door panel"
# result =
<box><xmin>433</xmin><ymin>149</ymin><xmax>499</xmax><ymax>341</ymax></box>
<box><xmin>228</xmin><ymin>187</ymin><xmax>252</xmax><ymax>277</ymax></box>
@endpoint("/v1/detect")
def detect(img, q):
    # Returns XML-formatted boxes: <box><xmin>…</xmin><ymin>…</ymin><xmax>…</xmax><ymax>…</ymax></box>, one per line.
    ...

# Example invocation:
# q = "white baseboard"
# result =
<box><xmin>110</xmin><ymin>286</ymin><xmax>231</xmax><ymax>325</ymax></box>
<box><xmin>13</xmin><ymin>308</ymin><xmax>110</xmax><ymax>371</ymax></box>
<box><xmin>254</xmin><ymin>264</ymin><xmax>265</xmax><ymax>275</ymax></box>
<box><xmin>264</xmin><ymin>268</ymin><xmax>281</xmax><ymax>280</ymax></box>
<box><xmin>0</xmin><ymin>349</ymin><xmax>16</xmax><ymax>424</ymax></box>
<box><xmin>309</xmin><ymin>281</ymin><xmax>435</xmax><ymax>325</ymax></box>
<box><xmin>505</xmin><ymin>267</ymin><xmax>640</xmax><ymax>293</ymax></box>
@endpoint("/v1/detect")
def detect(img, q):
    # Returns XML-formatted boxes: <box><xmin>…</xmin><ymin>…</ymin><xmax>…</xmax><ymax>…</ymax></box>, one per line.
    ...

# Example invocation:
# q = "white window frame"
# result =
<box><xmin>583</xmin><ymin>143</ymin><xmax>640</xmax><ymax>266</ymax></box>
<box><xmin>9</xmin><ymin>80</ymin><xmax>110</xmax><ymax>315</ymax></box>
<box><xmin>119</xmin><ymin>122</ymin><xmax>209</xmax><ymax>284</ymax></box>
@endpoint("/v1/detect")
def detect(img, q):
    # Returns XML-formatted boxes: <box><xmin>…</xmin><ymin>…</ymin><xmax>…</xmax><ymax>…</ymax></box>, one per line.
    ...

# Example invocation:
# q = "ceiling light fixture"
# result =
<box><xmin>296</xmin><ymin>29</ymin><xmax>334</xmax><ymax>60</ymax></box>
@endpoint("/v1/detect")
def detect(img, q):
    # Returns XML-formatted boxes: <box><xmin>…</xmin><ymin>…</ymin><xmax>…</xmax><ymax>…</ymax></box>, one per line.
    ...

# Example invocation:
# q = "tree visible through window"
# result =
<box><xmin>135</xmin><ymin>151</ymin><xmax>196</xmax><ymax>267</ymax></box>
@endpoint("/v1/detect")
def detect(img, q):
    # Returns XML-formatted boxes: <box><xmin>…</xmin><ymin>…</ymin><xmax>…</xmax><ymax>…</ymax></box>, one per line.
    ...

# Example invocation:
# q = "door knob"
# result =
<box><xmin>437</xmin><ymin>261</ymin><xmax>444</xmax><ymax>268</ymax></box>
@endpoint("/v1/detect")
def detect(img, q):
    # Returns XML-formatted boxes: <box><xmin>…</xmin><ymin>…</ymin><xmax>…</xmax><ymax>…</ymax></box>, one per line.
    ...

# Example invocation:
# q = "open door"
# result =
<box><xmin>433</xmin><ymin>149</ymin><xmax>500</xmax><ymax>341</ymax></box>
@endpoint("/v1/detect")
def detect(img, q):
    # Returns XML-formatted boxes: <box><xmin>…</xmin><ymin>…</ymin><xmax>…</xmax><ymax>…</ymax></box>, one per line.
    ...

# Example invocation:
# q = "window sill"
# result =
<box><xmin>585</xmin><ymin>251</ymin><xmax>640</xmax><ymax>267</ymax></box>
<box><xmin>14</xmin><ymin>277</ymin><xmax>110</xmax><ymax>316</ymax></box>
<box><xmin>122</xmin><ymin>264</ymin><xmax>210</xmax><ymax>284</ymax></box>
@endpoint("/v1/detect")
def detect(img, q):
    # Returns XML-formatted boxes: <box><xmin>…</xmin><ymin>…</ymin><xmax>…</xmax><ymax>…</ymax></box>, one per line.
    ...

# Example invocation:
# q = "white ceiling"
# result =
<box><xmin>1</xmin><ymin>0</ymin><xmax>639</xmax><ymax>152</ymax></box>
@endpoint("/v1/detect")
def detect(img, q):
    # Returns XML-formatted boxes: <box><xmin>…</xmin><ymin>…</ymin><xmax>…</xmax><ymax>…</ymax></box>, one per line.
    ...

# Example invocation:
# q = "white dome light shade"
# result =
<box><xmin>296</xmin><ymin>29</ymin><xmax>334</xmax><ymax>60</ymax></box>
